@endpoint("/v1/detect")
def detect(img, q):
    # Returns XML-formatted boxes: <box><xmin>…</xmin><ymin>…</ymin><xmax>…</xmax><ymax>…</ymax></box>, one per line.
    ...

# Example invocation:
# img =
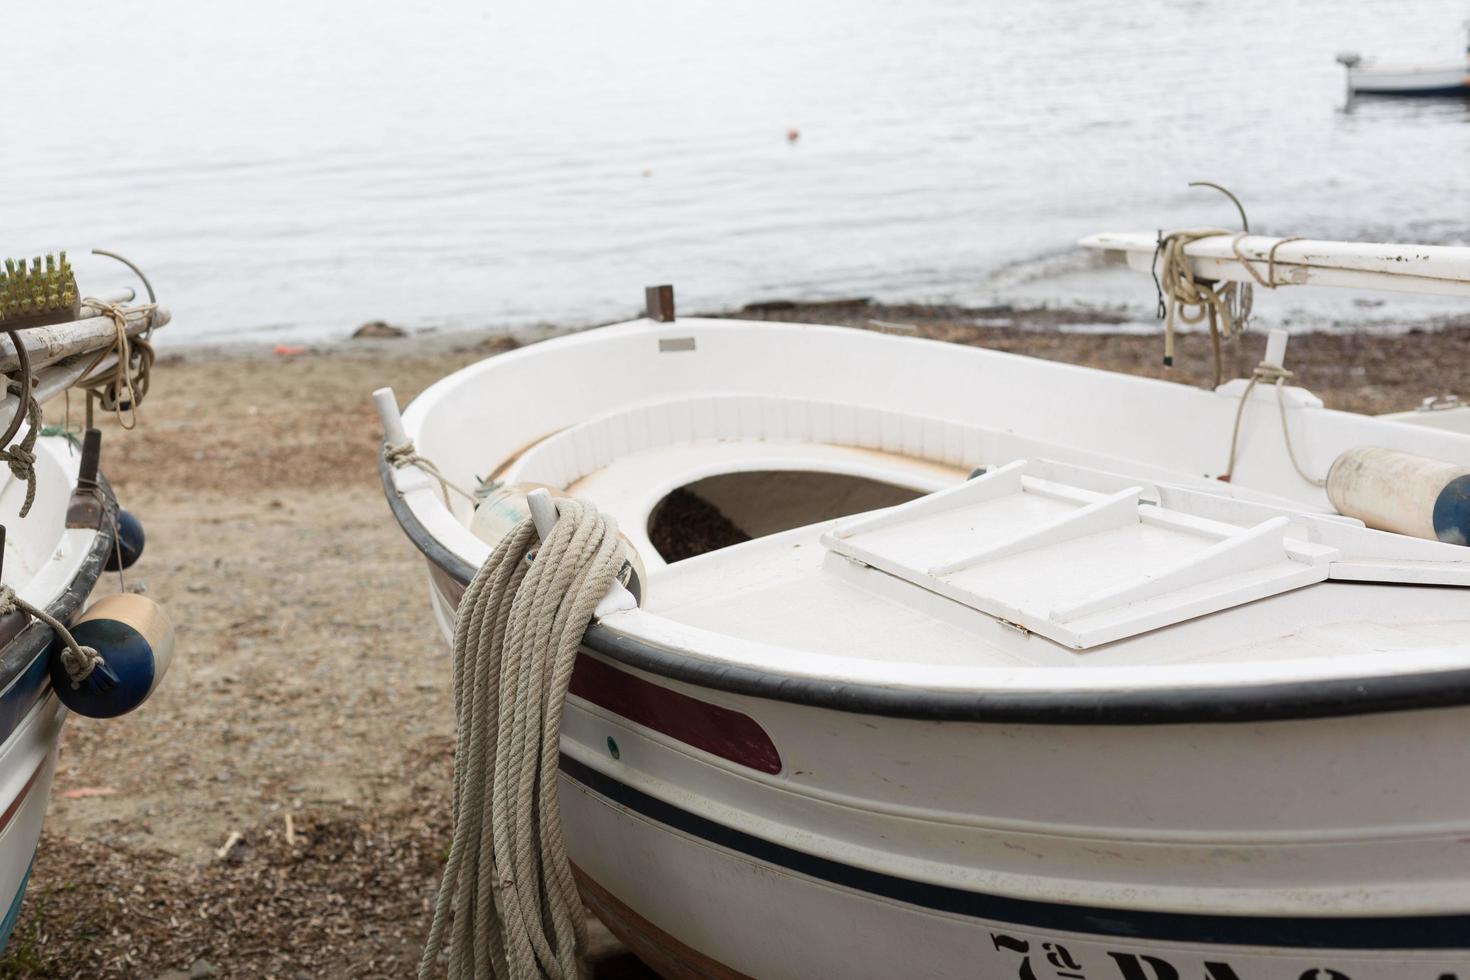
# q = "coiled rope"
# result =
<box><xmin>1154</xmin><ymin>230</ymin><xmax>1311</xmax><ymax>389</ymax></box>
<box><xmin>420</xmin><ymin>498</ymin><xmax>625</xmax><ymax>980</ymax></box>
<box><xmin>76</xmin><ymin>298</ymin><xmax>157</xmax><ymax>431</ymax></box>
<box><xmin>0</xmin><ymin>585</ymin><xmax>111</xmax><ymax>689</ymax></box>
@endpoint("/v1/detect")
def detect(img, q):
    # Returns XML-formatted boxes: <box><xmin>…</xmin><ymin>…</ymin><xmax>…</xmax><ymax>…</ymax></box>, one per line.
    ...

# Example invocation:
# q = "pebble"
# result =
<box><xmin>189</xmin><ymin>959</ymin><xmax>218</xmax><ymax>978</ymax></box>
<box><xmin>352</xmin><ymin>320</ymin><xmax>406</xmax><ymax>339</ymax></box>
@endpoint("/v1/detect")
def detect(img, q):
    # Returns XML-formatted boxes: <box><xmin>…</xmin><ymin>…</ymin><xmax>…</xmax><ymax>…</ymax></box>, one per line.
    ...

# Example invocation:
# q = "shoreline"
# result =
<box><xmin>5</xmin><ymin>304</ymin><xmax>1466</xmax><ymax>976</ymax></box>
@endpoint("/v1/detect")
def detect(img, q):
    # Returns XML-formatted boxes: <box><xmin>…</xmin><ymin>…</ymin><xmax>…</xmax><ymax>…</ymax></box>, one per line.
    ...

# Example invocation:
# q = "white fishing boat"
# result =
<box><xmin>0</xmin><ymin>256</ymin><xmax>175</xmax><ymax>949</ymax></box>
<box><xmin>382</xmin><ymin>239</ymin><xmax>1470</xmax><ymax>978</ymax></box>
<box><xmin>1337</xmin><ymin>25</ymin><xmax>1470</xmax><ymax>96</ymax></box>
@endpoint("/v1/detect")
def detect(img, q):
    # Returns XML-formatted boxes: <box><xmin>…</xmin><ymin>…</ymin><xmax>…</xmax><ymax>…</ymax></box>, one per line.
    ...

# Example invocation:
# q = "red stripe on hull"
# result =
<box><xmin>569</xmin><ymin>655</ymin><xmax>782</xmax><ymax>775</ymax></box>
<box><xmin>0</xmin><ymin>759</ymin><xmax>46</xmax><ymax>836</ymax></box>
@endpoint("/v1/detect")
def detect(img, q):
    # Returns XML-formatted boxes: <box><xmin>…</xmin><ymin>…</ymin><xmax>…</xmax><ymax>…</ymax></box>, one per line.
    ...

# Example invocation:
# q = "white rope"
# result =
<box><xmin>0</xmin><ymin>585</ymin><xmax>109</xmax><ymax>687</ymax></box>
<box><xmin>1155</xmin><ymin>228</ymin><xmax>1233</xmax><ymax>370</ymax></box>
<box><xmin>1221</xmin><ymin>363</ymin><xmax>1328</xmax><ymax>487</ymax></box>
<box><xmin>384</xmin><ymin>440</ymin><xmax>479</xmax><ymax>508</ymax></box>
<box><xmin>421</xmin><ymin>498</ymin><xmax>625</xmax><ymax>980</ymax></box>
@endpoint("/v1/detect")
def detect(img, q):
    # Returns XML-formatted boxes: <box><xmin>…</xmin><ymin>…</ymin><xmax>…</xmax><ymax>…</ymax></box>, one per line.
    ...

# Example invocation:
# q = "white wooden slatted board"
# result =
<box><xmin>822</xmin><ymin>460</ymin><xmax>1339</xmax><ymax>649</ymax></box>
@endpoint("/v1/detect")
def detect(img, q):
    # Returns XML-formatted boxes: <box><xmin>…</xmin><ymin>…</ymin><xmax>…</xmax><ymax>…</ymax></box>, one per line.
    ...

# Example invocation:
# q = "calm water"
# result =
<box><xmin>3</xmin><ymin>0</ymin><xmax>1468</xmax><ymax>344</ymax></box>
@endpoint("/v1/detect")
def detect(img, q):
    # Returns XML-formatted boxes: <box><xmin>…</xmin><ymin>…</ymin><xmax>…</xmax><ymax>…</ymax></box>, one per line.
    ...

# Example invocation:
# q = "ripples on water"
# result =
<box><xmin>3</xmin><ymin>0</ymin><xmax>1468</xmax><ymax>343</ymax></box>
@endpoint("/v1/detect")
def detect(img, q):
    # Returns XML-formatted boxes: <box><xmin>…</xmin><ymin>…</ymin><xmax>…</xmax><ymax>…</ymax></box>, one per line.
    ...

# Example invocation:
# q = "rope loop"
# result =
<box><xmin>383</xmin><ymin>440</ymin><xmax>479</xmax><ymax>507</ymax></box>
<box><xmin>0</xmin><ymin>585</ymin><xmax>111</xmax><ymax>688</ymax></box>
<box><xmin>1221</xmin><ymin>360</ymin><xmax>1327</xmax><ymax>488</ymax></box>
<box><xmin>0</xmin><ymin>382</ymin><xmax>41</xmax><ymax>518</ymax></box>
<box><xmin>77</xmin><ymin>298</ymin><xmax>157</xmax><ymax>431</ymax></box>
<box><xmin>1230</xmin><ymin>234</ymin><xmax>1305</xmax><ymax>290</ymax></box>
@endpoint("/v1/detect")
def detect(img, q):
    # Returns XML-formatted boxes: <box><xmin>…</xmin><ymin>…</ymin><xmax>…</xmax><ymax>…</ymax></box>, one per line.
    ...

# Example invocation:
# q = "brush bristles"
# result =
<box><xmin>0</xmin><ymin>251</ymin><xmax>76</xmax><ymax>321</ymax></box>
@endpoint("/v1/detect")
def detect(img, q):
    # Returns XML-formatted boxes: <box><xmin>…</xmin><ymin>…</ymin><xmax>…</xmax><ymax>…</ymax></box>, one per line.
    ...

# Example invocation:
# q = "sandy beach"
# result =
<box><xmin>4</xmin><ymin>304</ymin><xmax>1467</xmax><ymax>978</ymax></box>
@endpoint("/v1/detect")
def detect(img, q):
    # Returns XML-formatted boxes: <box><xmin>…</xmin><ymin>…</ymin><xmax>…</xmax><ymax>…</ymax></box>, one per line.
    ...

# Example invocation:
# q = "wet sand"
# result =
<box><xmin>4</xmin><ymin>305</ymin><xmax>1466</xmax><ymax>977</ymax></box>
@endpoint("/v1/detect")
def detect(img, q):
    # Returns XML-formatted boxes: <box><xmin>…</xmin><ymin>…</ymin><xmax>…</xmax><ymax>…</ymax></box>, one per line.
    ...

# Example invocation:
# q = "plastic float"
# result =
<box><xmin>381</xmin><ymin>242</ymin><xmax>1470</xmax><ymax>977</ymax></box>
<box><xmin>0</xmin><ymin>252</ymin><xmax>174</xmax><ymax>949</ymax></box>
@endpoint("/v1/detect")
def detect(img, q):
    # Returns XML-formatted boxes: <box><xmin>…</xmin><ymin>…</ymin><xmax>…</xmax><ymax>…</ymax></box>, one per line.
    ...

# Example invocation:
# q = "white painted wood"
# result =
<box><xmin>1051</xmin><ymin>517</ymin><xmax>1298</xmax><ymax>623</ymax></box>
<box><xmin>929</xmin><ymin>486</ymin><xmax>1141</xmax><ymax>575</ymax></box>
<box><xmin>823</xmin><ymin>466</ymin><xmax>1341</xmax><ymax>648</ymax></box>
<box><xmin>0</xmin><ymin>305</ymin><xmax>167</xmax><ymax>374</ymax></box>
<box><xmin>832</xmin><ymin>461</ymin><xmax>1025</xmax><ymax>539</ymax></box>
<box><xmin>1081</xmin><ymin>232</ymin><xmax>1470</xmax><ymax>297</ymax></box>
<box><xmin>372</xmin><ymin>387</ymin><xmax>407</xmax><ymax>446</ymax></box>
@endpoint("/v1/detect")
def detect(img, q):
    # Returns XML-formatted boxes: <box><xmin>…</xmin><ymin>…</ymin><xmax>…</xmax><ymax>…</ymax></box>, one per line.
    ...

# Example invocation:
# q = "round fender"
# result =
<box><xmin>104</xmin><ymin>509</ymin><xmax>146</xmax><ymax>571</ymax></box>
<box><xmin>49</xmin><ymin>594</ymin><xmax>174</xmax><ymax>719</ymax></box>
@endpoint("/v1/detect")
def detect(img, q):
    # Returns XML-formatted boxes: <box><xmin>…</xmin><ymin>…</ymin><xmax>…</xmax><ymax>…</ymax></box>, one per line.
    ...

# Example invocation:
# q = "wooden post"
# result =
<box><xmin>645</xmin><ymin>285</ymin><xmax>675</xmax><ymax>322</ymax></box>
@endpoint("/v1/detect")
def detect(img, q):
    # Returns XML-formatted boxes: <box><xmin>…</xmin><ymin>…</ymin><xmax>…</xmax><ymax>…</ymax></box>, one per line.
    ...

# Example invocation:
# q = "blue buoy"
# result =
<box><xmin>49</xmin><ymin>595</ymin><xmax>173</xmax><ymax>719</ymax></box>
<box><xmin>104</xmin><ymin>509</ymin><xmax>145</xmax><ymax>571</ymax></box>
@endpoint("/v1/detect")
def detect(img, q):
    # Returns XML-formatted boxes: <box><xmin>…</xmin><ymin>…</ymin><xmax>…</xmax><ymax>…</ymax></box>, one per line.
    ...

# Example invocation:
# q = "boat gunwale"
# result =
<box><xmin>380</xmin><ymin>451</ymin><xmax>1470</xmax><ymax>726</ymax></box>
<box><xmin>0</xmin><ymin>471</ymin><xmax>116</xmax><ymax>740</ymax></box>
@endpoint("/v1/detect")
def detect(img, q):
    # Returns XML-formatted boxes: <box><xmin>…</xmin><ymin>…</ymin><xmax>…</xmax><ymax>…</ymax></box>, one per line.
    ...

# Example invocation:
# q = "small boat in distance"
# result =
<box><xmin>1337</xmin><ymin>23</ymin><xmax>1470</xmax><ymax>96</ymax></box>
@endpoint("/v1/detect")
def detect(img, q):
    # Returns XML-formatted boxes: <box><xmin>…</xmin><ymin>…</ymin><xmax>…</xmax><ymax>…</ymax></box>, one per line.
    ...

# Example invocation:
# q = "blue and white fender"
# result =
<box><xmin>103</xmin><ymin>509</ymin><xmax>145</xmax><ymax>572</ymax></box>
<box><xmin>1327</xmin><ymin>446</ymin><xmax>1470</xmax><ymax>545</ymax></box>
<box><xmin>48</xmin><ymin>594</ymin><xmax>174</xmax><ymax>719</ymax></box>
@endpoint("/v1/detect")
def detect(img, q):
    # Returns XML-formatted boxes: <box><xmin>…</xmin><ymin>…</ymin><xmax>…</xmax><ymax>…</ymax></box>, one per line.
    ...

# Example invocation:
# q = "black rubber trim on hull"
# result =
<box><xmin>382</xmin><ymin>451</ymin><xmax>1470</xmax><ymax>726</ymax></box>
<box><xmin>561</xmin><ymin>754</ymin><xmax>1470</xmax><ymax>950</ymax></box>
<box><xmin>0</xmin><ymin>474</ymin><xmax>117</xmax><ymax>711</ymax></box>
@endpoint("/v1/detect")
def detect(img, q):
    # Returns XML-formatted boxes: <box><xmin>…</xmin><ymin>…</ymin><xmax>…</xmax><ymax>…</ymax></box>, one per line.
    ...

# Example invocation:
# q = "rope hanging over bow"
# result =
<box><xmin>420</xmin><ymin>499</ymin><xmax>626</xmax><ymax>980</ymax></box>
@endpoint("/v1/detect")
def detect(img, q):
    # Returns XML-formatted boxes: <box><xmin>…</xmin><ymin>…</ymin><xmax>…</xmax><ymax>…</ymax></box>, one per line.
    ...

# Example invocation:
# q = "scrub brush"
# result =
<box><xmin>0</xmin><ymin>252</ymin><xmax>80</xmax><ymax>328</ymax></box>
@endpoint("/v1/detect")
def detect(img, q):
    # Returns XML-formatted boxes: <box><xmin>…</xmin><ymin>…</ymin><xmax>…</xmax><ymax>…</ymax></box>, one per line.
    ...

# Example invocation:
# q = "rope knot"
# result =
<box><xmin>60</xmin><ymin>644</ymin><xmax>106</xmax><ymax>688</ymax></box>
<box><xmin>0</xmin><ymin>385</ymin><xmax>40</xmax><ymax>517</ymax></box>
<box><xmin>383</xmin><ymin>440</ymin><xmax>417</xmax><ymax>469</ymax></box>
<box><xmin>0</xmin><ymin>585</ymin><xmax>116</xmax><ymax>689</ymax></box>
<box><xmin>4</xmin><ymin>444</ymin><xmax>34</xmax><ymax>472</ymax></box>
<box><xmin>383</xmin><ymin>441</ymin><xmax>478</xmax><ymax>507</ymax></box>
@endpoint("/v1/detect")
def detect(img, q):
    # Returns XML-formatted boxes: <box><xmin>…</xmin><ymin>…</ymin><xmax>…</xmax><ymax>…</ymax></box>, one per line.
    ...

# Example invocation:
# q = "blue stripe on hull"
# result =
<box><xmin>0</xmin><ymin>655</ymin><xmax>50</xmax><ymax>750</ymax></box>
<box><xmin>560</xmin><ymin>754</ymin><xmax>1470</xmax><ymax>951</ymax></box>
<box><xmin>0</xmin><ymin>856</ymin><xmax>34</xmax><ymax>952</ymax></box>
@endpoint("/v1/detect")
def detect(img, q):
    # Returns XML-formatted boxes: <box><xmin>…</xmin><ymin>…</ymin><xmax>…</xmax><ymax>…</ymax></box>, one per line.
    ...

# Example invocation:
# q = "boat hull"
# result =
<box><xmin>1348</xmin><ymin>64</ymin><xmax>1470</xmax><ymax>96</ymax></box>
<box><xmin>0</xmin><ymin>445</ymin><xmax>122</xmax><ymax>951</ymax></box>
<box><xmin>560</xmin><ymin>765</ymin><xmax>1470</xmax><ymax>980</ymax></box>
<box><xmin>417</xmin><ymin>556</ymin><xmax>1470</xmax><ymax>977</ymax></box>
<box><xmin>0</xmin><ymin>702</ymin><xmax>61</xmax><ymax>952</ymax></box>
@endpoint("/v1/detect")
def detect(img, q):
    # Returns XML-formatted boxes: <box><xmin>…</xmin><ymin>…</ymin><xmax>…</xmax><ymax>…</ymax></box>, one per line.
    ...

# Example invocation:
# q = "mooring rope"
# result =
<box><xmin>0</xmin><ymin>585</ymin><xmax>109</xmax><ymax>688</ymax></box>
<box><xmin>0</xmin><ymin>382</ymin><xmax>41</xmax><ymax>518</ymax></box>
<box><xmin>384</xmin><ymin>440</ymin><xmax>479</xmax><ymax>508</ymax></box>
<box><xmin>421</xmin><ymin>498</ymin><xmax>625</xmax><ymax>980</ymax></box>
<box><xmin>1231</xmin><ymin>234</ymin><xmax>1304</xmax><ymax>290</ymax></box>
<box><xmin>1154</xmin><ymin>228</ymin><xmax>1235</xmax><ymax>386</ymax></box>
<box><xmin>1221</xmin><ymin>362</ymin><xmax>1327</xmax><ymax>487</ymax></box>
<box><xmin>76</xmin><ymin>299</ymin><xmax>157</xmax><ymax>431</ymax></box>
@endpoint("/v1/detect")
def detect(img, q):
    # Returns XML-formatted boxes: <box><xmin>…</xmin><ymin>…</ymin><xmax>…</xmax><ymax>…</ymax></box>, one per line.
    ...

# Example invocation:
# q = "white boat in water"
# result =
<box><xmin>382</xmin><ymin>237</ymin><xmax>1470</xmax><ymax>978</ymax></box>
<box><xmin>1338</xmin><ymin>25</ymin><xmax>1470</xmax><ymax>97</ymax></box>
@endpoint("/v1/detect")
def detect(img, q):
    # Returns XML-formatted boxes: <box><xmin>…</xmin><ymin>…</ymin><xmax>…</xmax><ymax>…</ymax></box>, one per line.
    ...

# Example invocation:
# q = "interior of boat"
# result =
<box><xmin>392</xmin><ymin>316</ymin><xmax>1470</xmax><ymax>690</ymax></box>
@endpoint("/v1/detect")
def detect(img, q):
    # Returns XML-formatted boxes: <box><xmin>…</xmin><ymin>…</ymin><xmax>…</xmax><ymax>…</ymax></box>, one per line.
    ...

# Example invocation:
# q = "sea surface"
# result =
<box><xmin>3</xmin><ymin>0</ymin><xmax>1469</xmax><ymax>344</ymax></box>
